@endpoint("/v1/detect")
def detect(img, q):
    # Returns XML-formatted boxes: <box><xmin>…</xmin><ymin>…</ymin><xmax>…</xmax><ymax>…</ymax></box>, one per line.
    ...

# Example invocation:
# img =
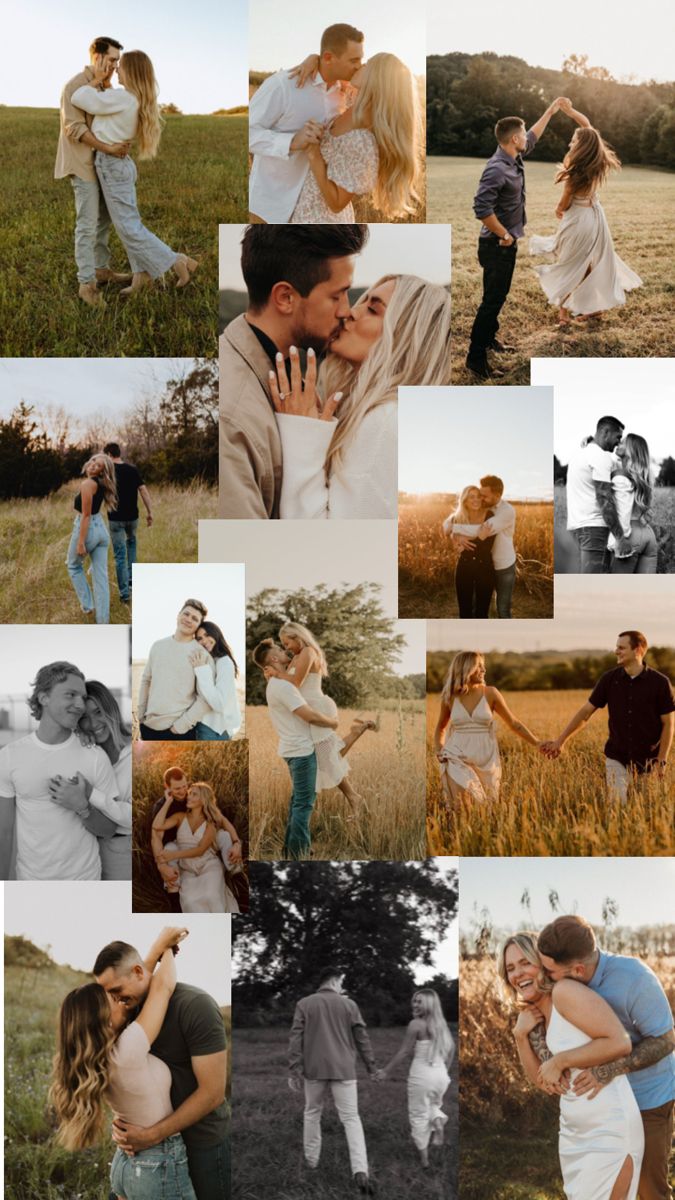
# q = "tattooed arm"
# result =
<box><xmin>512</xmin><ymin>1010</ymin><xmax>568</xmax><ymax>1095</ymax></box>
<box><xmin>593</xmin><ymin>480</ymin><xmax>633</xmax><ymax>556</ymax></box>
<box><xmin>573</xmin><ymin>1028</ymin><xmax>675</xmax><ymax>1098</ymax></box>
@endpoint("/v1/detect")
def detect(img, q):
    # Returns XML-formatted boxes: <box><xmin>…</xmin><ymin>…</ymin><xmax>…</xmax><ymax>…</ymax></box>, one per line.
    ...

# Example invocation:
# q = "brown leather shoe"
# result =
<box><xmin>78</xmin><ymin>282</ymin><xmax>106</xmax><ymax>308</ymax></box>
<box><xmin>120</xmin><ymin>271</ymin><xmax>153</xmax><ymax>297</ymax></box>
<box><xmin>96</xmin><ymin>268</ymin><xmax>133</xmax><ymax>285</ymax></box>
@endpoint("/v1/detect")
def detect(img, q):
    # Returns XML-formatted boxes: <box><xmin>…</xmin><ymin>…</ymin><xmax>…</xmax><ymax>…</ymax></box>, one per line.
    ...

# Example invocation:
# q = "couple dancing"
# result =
<box><xmin>253</xmin><ymin>623</ymin><xmax>378</xmax><ymax>858</ymax></box>
<box><xmin>566</xmin><ymin>416</ymin><xmax>657</xmax><ymax>574</ymax></box>
<box><xmin>499</xmin><ymin>915</ymin><xmax>675</xmax><ymax>1200</ymax></box>
<box><xmin>150</xmin><ymin>766</ymin><xmax>242</xmax><ymax>913</ymax></box>
<box><xmin>0</xmin><ymin>662</ymin><xmax>131</xmax><ymax>881</ymax></box>
<box><xmin>434</xmin><ymin>631</ymin><xmax>673</xmax><ymax>805</ymax></box>
<box><xmin>56</xmin><ymin>35</ymin><xmax>197</xmax><ymax>307</ymax></box>
<box><xmin>249</xmin><ymin>23</ymin><xmax>421</xmax><ymax>224</ymax></box>
<box><xmin>51</xmin><ymin>927</ymin><xmax>228</xmax><ymax>1200</ymax></box>
<box><xmin>219</xmin><ymin>223</ymin><xmax>452</xmax><ymax>519</ymax></box>
<box><xmin>138</xmin><ymin>599</ymin><xmax>241</xmax><ymax>742</ymax></box>
<box><xmin>442</xmin><ymin>475</ymin><xmax>517</xmax><ymax>618</ymax></box>
<box><xmin>467</xmin><ymin>97</ymin><xmax>642</xmax><ymax>378</ymax></box>
<box><xmin>289</xmin><ymin>967</ymin><xmax>454</xmax><ymax>1193</ymax></box>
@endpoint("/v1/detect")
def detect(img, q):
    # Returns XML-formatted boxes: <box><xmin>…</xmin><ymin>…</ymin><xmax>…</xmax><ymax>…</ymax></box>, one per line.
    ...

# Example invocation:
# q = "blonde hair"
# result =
<box><xmin>496</xmin><ymin>932</ymin><xmax>553</xmax><ymax>1009</ymax></box>
<box><xmin>188</xmin><ymin>782</ymin><xmax>222</xmax><ymax>828</ymax></box>
<box><xmin>119</xmin><ymin>50</ymin><xmax>163</xmax><ymax>159</ymax></box>
<box><xmin>441</xmin><ymin>651</ymin><xmax>484</xmax><ymax>705</ymax></box>
<box><xmin>352</xmin><ymin>53</ymin><xmax>421</xmax><ymax>219</ymax></box>
<box><xmin>320</xmin><ymin>274</ymin><xmax>451</xmax><ymax>480</ymax></box>
<box><xmin>413</xmin><ymin>988</ymin><xmax>454</xmax><ymax>1064</ymax></box>
<box><xmin>279</xmin><ymin>622</ymin><xmax>328</xmax><ymax>676</ymax></box>
<box><xmin>556</xmin><ymin>126</ymin><xmax>620</xmax><ymax>197</ymax></box>
<box><xmin>621</xmin><ymin>433</ymin><xmax>653</xmax><ymax>518</ymax></box>
<box><xmin>448</xmin><ymin>485</ymin><xmax>487</xmax><ymax>525</ymax></box>
<box><xmin>83</xmin><ymin>453</ymin><xmax>118</xmax><ymax>510</ymax></box>
<box><xmin>49</xmin><ymin>983</ymin><xmax>115</xmax><ymax>1149</ymax></box>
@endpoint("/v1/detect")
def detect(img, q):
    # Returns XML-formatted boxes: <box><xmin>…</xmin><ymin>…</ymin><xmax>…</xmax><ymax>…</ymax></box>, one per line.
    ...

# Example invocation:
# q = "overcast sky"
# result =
<box><xmin>399</xmin><ymin>386</ymin><xmax>553</xmax><ymax>498</ymax></box>
<box><xmin>0</xmin><ymin>626</ymin><xmax>129</xmax><ymax>696</ymax></box>
<box><xmin>4</xmin><ymin>0</ymin><xmax>247</xmax><ymax>110</ymax></box>
<box><xmin>131</xmin><ymin>564</ymin><xmax>245</xmax><ymax>672</ymax></box>
<box><xmin>428</xmin><ymin>0</ymin><xmax>673</xmax><ymax>84</ymax></box>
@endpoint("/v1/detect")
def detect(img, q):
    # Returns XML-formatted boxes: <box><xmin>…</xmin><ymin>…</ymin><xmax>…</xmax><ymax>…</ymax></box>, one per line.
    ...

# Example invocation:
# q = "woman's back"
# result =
<box><xmin>106</xmin><ymin>1021</ymin><xmax>173</xmax><ymax>1126</ymax></box>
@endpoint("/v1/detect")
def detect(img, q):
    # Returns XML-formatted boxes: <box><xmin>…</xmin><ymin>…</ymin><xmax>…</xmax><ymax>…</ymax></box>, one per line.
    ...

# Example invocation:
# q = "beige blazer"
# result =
<box><xmin>219</xmin><ymin>314</ymin><xmax>282</xmax><ymax>519</ymax></box>
<box><xmin>54</xmin><ymin>67</ymin><xmax>99</xmax><ymax>182</ymax></box>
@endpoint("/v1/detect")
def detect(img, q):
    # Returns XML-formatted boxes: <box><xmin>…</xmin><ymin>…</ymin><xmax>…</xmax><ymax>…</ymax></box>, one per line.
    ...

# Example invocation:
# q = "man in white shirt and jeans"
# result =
<box><xmin>249</xmin><ymin>23</ymin><xmax>365</xmax><ymax>223</ymax></box>
<box><xmin>565</xmin><ymin>415</ymin><xmax>632</xmax><ymax>573</ymax></box>
<box><xmin>452</xmin><ymin>475</ymin><xmax>517</xmax><ymax>618</ymax></box>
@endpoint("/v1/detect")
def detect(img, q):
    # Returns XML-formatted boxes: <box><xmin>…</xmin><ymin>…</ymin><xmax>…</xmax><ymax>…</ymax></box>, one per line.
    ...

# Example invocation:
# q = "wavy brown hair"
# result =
<box><xmin>555</xmin><ymin>126</ymin><xmax>621</xmax><ymax>197</ymax></box>
<box><xmin>49</xmin><ymin>983</ymin><xmax>115</xmax><ymax>1149</ymax></box>
<box><xmin>119</xmin><ymin>50</ymin><xmax>163</xmax><ymax>159</ymax></box>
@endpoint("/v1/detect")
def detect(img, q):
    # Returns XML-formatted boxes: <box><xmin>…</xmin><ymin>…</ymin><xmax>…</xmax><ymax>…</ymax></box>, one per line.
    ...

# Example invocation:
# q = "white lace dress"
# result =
<box><xmin>439</xmin><ymin>693</ymin><xmax>501</xmax><ymax>802</ymax></box>
<box><xmin>290</xmin><ymin>668</ymin><xmax>348</xmax><ymax>792</ymax></box>
<box><xmin>290</xmin><ymin>127</ymin><xmax>379</xmax><ymax>223</ymax></box>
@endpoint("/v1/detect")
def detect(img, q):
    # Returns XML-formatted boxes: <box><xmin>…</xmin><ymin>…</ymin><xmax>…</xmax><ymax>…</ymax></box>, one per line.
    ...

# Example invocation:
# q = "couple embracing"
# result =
<box><xmin>442</xmin><ymin>475</ymin><xmax>516</xmax><ymax>619</ymax></box>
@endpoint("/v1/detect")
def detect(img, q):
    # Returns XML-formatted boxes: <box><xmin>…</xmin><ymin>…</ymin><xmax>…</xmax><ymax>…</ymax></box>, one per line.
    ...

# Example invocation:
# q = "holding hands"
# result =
<box><xmin>290</xmin><ymin>120</ymin><xmax>325</xmax><ymax>153</ymax></box>
<box><xmin>269</xmin><ymin>346</ymin><xmax>342</xmax><ymax>422</ymax></box>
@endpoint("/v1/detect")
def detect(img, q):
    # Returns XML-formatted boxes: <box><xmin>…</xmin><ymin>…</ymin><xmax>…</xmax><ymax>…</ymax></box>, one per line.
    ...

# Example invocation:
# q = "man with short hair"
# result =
<box><xmin>249</xmin><ymin>24</ymin><xmax>365</xmax><ymax>223</ymax></box>
<box><xmin>540</xmin><ymin>630</ymin><xmax>675</xmax><ymax>800</ymax></box>
<box><xmin>565</xmin><ymin>416</ymin><xmax>632</xmax><ymax>572</ymax></box>
<box><xmin>55</xmin><ymin>36</ymin><xmax>132</xmax><ymax>307</ymax></box>
<box><xmin>137</xmin><ymin>600</ymin><xmax>211</xmax><ymax>740</ymax></box>
<box><xmin>446</xmin><ymin>474</ymin><xmax>517</xmax><ymax>617</ymax></box>
<box><xmin>219</xmin><ymin>223</ymin><xmax>368</xmax><ymax>518</ymax></box>
<box><xmin>466</xmin><ymin>99</ymin><xmax>569</xmax><ymax>378</ymax></box>
<box><xmin>535</xmin><ymin>915</ymin><xmax>675</xmax><ymax>1200</ymax></box>
<box><xmin>94</xmin><ymin>931</ymin><xmax>229</xmax><ymax>1200</ymax></box>
<box><xmin>289</xmin><ymin>966</ymin><xmax>378</xmax><ymax>1195</ymax></box>
<box><xmin>103</xmin><ymin>442</ymin><xmax>153</xmax><ymax>603</ymax></box>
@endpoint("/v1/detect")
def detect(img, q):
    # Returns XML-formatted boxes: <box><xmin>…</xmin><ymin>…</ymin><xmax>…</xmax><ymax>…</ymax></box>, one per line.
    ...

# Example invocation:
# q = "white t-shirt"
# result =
<box><xmin>566</xmin><ymin>442</ymin><xmax>615</xmax><ymax>530</ymax></box>
<box><xmin>0</xmin><ymin>733</ymin><xmax>118</xmax><ymax>880</ymax></box>
<box><xmin>266</xmin><ymin>678</ymin><xmax>315</xmax><ymax>759</ymax></box>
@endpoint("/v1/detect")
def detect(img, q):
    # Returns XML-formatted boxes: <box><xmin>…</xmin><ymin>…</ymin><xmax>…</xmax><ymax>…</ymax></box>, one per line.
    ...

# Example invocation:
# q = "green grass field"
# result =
<box><xmin>554</xmin><ymin>483</ymin><xmax>675</xmax><ymax>573</ymax></box>
<box><xmin>428</xmin><ymin>157</ymin><xmax>675</xmax><ymax>383</ymax></box>
<box><xmin>0</xmin><ymin>481</ymin><xmax>217</xmax><ymax>624</ymax></box>
<box><xmin>1</xmin><ymin>108</ymin><xmax>247</xmax><ymax>357</ymax></box>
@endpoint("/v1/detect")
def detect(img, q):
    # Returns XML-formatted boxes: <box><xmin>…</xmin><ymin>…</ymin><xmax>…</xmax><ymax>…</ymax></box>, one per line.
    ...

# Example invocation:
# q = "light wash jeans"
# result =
<box><xmin>66</xmin><ymin>512</ymin><xmax>110</xmax><ymax>623</ymax></box>
<box><xmin>70</xmin><ymin>175</ymin><xmax>112</xmax><ymax>283</ymax></box>
<box><xmin>110</xmin><ymin>1133</ymin><xmax>196</xmax><ymax>1200</ymax></box>
<box><xmin>304</xmin><ymin>1079</ymin><xmax>368</xmax><ymax>1176</ymax></box>
<box><xmin>109</xmin><ymin>517</ymin><xmax>138</xmax><ymax>599</ymax></box>
<box><xmin>95</xmin><ymin>152</ymin><xmax>177</xmax><ymax>278</ymax></box>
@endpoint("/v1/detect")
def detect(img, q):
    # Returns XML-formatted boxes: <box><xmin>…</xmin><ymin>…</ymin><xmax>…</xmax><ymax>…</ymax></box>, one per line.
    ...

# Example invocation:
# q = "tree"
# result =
<box><xmin>0</xmin><ymin>403</ymin><xmax>63</xmax><ymax>499</ymax></box>
<box><xmin>656</xmin><ymin>456</ymin><xmax>675</xmax><ymax>486</ymax></box>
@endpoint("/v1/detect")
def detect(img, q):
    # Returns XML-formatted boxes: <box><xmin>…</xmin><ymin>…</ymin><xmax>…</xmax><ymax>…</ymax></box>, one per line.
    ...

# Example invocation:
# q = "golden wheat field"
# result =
<box><xmin>246</xmin><ymin>700</ymin><xmax>426</xmax><ymax>861</ymax></box>
<box><xmin>399</xmin><ymin>496</ymin><xmax>554</xmax><ymax>618</ymax></box>
<box><xmin>426</xmin><ymin>690</ymin><xmax>674</xmax><ymax>857</ymax></box>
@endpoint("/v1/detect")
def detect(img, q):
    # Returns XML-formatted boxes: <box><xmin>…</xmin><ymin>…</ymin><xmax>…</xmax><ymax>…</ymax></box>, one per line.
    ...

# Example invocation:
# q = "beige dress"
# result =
<box><xmin>290</xmin><ymin>127</ymin><xmax>379</xmax><ymax>223</ymax></box>
<box><xmin>291</xmin><ymin>668</ymin><xmax>348</xmax><ymax>792</ymax></box>
<box><xmin>439</xmin><ymin>694</ymin><xmax>501</xmax><ymax>802</ymax></box>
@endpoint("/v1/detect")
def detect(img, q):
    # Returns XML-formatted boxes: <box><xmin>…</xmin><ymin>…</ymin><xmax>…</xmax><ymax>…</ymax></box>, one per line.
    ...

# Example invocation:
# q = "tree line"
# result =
<box><xmin>427</xmin><ymin>647</ymin><xmax>675</xmax><ymax>694</ymax></box>
<box><xmin>555</xmin><ymin>455</ymin><xmax>675</xmax><ymax>486</ymax></box>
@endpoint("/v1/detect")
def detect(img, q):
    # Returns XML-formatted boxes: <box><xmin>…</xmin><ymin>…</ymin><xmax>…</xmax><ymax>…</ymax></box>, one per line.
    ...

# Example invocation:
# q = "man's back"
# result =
<box><xmin>290</xmin><ymin>987</ymin><xmax>372</xmax><ymax>1080</ymax></box>
<box><xmin>109</xmin><ymin>461</ymin><xmax>143</xmax><ymax>521</ymax></box>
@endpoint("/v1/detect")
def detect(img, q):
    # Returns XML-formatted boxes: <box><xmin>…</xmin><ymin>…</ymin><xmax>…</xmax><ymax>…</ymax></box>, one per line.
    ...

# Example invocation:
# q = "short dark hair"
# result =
<box><xmin>181</xmin><ymin>598</ymin><xmax>208</xmax><ymax>620</ymax></box>
<box><xmin>595</xmin><ymin>415</ymin><xmax>625</xmax><ymax>437</ymax></box>
<box><xmin>163</xmin><ymin>765</ymin><xmax>188</xmax><ymax>787</ymax></box>
<box><xmin>320</xmin><ymin>24</ymin><xmax>364</xmax><ymax>56</ymax></box>
<box><xmin>537</xmin><ymin>916</ymin><xmax>596</xmax><ymax>965</ymax></box>
<box><xmin>92</xmin><ymin>940</ymin><xmax>142</xmax><ymax>977</ymax></box>
<box><xmin>241</xmin><ymin>225</ymin><xmax>368</xmax><ymax>312</ymax></box>
<box><xmin>28</xmin><ymin>662</ymin><xmax>85</xmax><ymax>720</ymax></box>
<box><xmin>618</xmin><ymin>630</ymin><xmax>648</xmax><ymax>653</ymax></box>
<box><xmin>480</xmin><ymin>475</ymin><xmax>504</xmax><ymax>497</ymax></box>
<box><xmin>89</xmin><ymin>36</ymin><xmax>123</xmax><ymax>57</ymax></box>
<box><xmin>252</xmin><ymin>638</ymin><xmax>277</xmax><ymax>668</ymax></box>
<box><xmin>318</xmin><ymin>965</ymin><xmax>343</xmax><ymax>985</ymax></box>
<box><xmin>495</xmin><ymin>116</ymin><xmax>525</xmax><ymax>144</ymax></box>
<box><xmin>103</xmin><ymin>442</ymin><xmax>121</xmax><ymax>457</ymax></box>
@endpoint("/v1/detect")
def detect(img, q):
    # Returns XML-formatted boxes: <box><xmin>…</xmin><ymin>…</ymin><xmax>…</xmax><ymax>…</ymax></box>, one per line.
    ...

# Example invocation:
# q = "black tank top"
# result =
<box><xmin>74</xmin><ymin>480</ymin><xmax>104</xmax><ymax>514</ymax></box>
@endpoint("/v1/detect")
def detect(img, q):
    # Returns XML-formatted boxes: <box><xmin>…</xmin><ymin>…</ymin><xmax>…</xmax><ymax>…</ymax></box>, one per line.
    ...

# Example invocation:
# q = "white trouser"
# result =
<box><xmin>407</xmin><ymin>1062</ymin><xmax>450</xmax><ymax>1151</ymax></box>
<box><xmin>605</xmin><ymin>757</ymin><xmax>632</xmax><ymax>803</ymax></box>
<box><xmin>303</xmin><ymin>1079</ymin><xmax>368</xmax><ymax>1176</ymax></box>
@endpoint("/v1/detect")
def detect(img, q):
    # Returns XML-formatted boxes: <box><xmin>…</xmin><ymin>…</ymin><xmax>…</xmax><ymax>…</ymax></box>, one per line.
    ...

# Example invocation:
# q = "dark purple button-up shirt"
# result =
<box><xmin>474</xmin><ymin>129</ymin><xmax>538</xmax><ymax>239</ymax></box>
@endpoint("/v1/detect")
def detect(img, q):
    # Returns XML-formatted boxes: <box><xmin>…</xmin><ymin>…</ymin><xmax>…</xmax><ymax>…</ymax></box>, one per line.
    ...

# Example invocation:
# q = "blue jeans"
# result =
<box><xmin>95</xmin><ymin>152</ymin><xmax>177</xmax><ymax>278</ymax></box>
<box><xmin>109</xmin><ymin>518</ymin><xmax>138</xmax><ymax>599</ymax></box>
<box><xmin>283</xmin><ymin>752</ymin><xmax>317</xmax><ymax>859</ymax></box>
<box><xmin>70</xmin><ymin>175</ymin><xmax>112</xmax><ymax>283</ymax></box>
<box><xmin>110</xmin><ymin>1134</ymin><xmax>196</xmax><ymax>1199</ymax></box>
<box><xmin>574</xmin><ymin>526</ymin><xmax>609</xmax><ymax>574</ymax></box>
<box><xmin>186</xmin><ymin>1137</ymin><xmax>230</xmax><ymax>1200</ymax></box>
<box><xmin>494</xmin><ymin>563</ymin><xmax>516</xmax><ymax>619</ymax></box>
<box><xmin>66</xmin><ymin>513</ymin><xmax>110</xmax><ymax>623</ymax></box>
<box><xmin>194</xmin><ymin>722</ymin><xmax>231</xmax><ymax>742</ymax></box>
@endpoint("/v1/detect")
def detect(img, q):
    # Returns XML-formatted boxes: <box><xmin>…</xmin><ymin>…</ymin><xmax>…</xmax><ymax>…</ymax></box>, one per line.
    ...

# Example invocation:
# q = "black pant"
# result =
<box><xmin>455</xmin><ymin>555</ymin><xmax>495</xmax><ymax>618</ymax></box>
<box><xmin>469</xmin><ymin>238</ymin><xmax>518</xmax><ymax>356</ymax></box>
<box><xmin>139</xmin><ymin>722</ymin><xmax>194</xmax><ymax>742</ymax></box>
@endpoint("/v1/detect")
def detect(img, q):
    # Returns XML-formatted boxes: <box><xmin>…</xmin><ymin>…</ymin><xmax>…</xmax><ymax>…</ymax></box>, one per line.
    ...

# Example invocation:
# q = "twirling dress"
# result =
<box><xmin>291</xmin><ymin>668</ymin><xmax>348</xmax><ymax>792</ymax></box>
<box><xmin>546</xmin><ymin>1001</ymin><xmax>644</xmax><ymax>1199</ymax></box>
<box><xmin>407</xmin><ymin>1038</ymin><xmax>450</xmax><ymax>1152</ymax></box>
<box><xmin>174</xmin><ymin>819</ymin><xmax>238</xmax><ymax>913</ymax></box>
<box><xmin>529</xmin><ymin>195</ymin><xmax>642</xmax><ymax>315</ymax></box>
<box><xmin>439</xmin><ymin>694</ymin><xmax>501</xmax><ymax>802</ymax></box>
<box><xmin>290</xmin><ymin>127</ymin><xmax>379</xmax><ymax>223</ymax></box>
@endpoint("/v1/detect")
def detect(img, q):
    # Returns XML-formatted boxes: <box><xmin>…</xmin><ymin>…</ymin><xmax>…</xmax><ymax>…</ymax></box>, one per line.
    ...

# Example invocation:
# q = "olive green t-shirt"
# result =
<box><xmin>150</xmin><ymin>982</ymin><xmax>228</xmax><ymax>1149</ymax></box>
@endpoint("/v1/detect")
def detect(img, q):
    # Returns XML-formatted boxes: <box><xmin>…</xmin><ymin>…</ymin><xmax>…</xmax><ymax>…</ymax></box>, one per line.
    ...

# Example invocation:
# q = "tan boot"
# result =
<box><xmin>79</xmin><ymin>282</ymin><xmax>106</xmax><ymax>308</ymax></box>
<box><xmin>120</xmin><ymin>271</ymin><xmax>153</xmax><ymax>296</ymax></box>
<box><xmin>173</xmin><ymin>254</ymin><xmax>199</xmax><ymax>288</ymax></box>
<box><xmin>96</xmin><ymin>267</ymin><xmax>133</xmax><ymax>285</ymax></box>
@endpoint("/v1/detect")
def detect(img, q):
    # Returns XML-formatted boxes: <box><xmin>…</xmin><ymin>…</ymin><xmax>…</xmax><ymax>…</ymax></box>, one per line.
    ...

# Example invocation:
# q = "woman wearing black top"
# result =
<box><xmin>66</xmin><ymin>454</ymin><xmax>117</xmax><ymax>623</ymax></box>
<box><xmin>443</xmin><ymin>486</ymin><xmax>496</xmax><ymax>618</ymax></box>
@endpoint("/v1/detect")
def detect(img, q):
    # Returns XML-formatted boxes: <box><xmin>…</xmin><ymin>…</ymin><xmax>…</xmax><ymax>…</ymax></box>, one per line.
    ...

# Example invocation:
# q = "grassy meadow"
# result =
<box><xmin>1</xmin><ymin>107</ymin><xmax>248</xmax><ymax>357</ymax></box>
<box><xmin>426</xmin><ymin>689</ymin><xmax>674</xmax><ymax>857</ymax></box>
<box><xmin>0</xmin><ymin>481</ymin><xmax>216</xmax><ymax>624</ymax></box>
<box><xmin>554</xmin><ymin>484</ymin><xmax>675</xmax><ymax>573</ymax></box>
<box><xmin>428</xmin><ymin>158</ymin><xmax>675</xmax><ymax>383</ymax></box>
<box><xmin>399</xmin><ymin>496</ymin><xmax>554</xmax><ymax>619</ymax></box>
<box><xmin>246</xmin><ymin>699</ymin><xmax>426</xmax><ymax>861</ymax></box>
<box><xmin>233</xmin><ymin>1025</ymin><xmax>457</xmax><ymax>1200</ymax></box>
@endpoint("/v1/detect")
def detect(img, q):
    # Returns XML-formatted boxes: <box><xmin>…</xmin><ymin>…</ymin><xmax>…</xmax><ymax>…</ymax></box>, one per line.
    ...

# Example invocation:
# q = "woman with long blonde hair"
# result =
<box><xmin>529</xmin><ymin>99</ymin><xmax>642</xmax><ymax>324</ymax></box>
<box><xmin>290</xmin><ymin>51</ymin><xmax>421</xmax><ymax>224</ymax></box>
<box><xmin>152</xmin><ymin>781</ymin><xmax>240</xmax><ymax>912</ymax></box>
<box><xmin>72</xmin><ymin>51</ymin><xmax>197</xmax><ymax>295</ymax></box>
<box><xmin>433</xmin><ymin>651</ymin><xmax>543</xmax><ymax>802</ymax></box>
<box><xmin>268</xmin><ymin>273</ymin><xmax>452</xmax><ymax>518</ymax></box>
<box><xmin>377</xmin><ymin>988</ymin><xmax>455</xmax><ymax>1168</ymax></box>
<box><xmin>441</xmin><ymin>485</ymin><xmax>496</xmax><ymax>618</ymax></box>
<box><xmin>609</xmin><ymin>433</ymin><xmax>657</xmax><ymax>574</ymax></box>
<box><xmin>66</xmin><ymin>453</ymin><xmax>117</xmax><ymax>624</ymax></box>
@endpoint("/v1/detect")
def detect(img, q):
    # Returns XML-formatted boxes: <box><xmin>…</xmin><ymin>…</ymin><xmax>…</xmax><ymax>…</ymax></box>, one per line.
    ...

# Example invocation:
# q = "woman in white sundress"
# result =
<box><xmin>433</xmin><ymin>652</ymin><xmax>543</xmax><ymax>802</ymax></box>
<box><xmin>607</xmin><ymin>434</ymin><xmax>657</xmax><ymax>575</ymax></box>
<box><xmin>152</xmin><ymin>782</ymin><xmax>239</xmax><ymax>912</ymax></box>
<box><xmin>499</xmin><ymin>932</ymin><xmax>644</xmax><ymax>1200</ymax></box>
<box><xmin>529</xmin><ymin>99</ymin><xmax>642</xmax><ymax>325</ymax></box>
<box><xmin>290</xmin><ymin>52</ymin><xmax>421</xmax><ymax>223</ymax></box>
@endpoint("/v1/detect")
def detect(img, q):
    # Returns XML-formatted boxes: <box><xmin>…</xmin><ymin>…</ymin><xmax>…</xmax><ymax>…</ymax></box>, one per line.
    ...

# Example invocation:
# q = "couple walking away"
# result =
<box><xmin>467</xmin><ymin>97</ymin><xmax>642</xmax><ymax>379</ymax></box>
<box><xmin>56</xmin><ymin>35</ymin><xmax>197</xmax><ymax>307</ymax></box>
<box><xmin>442</xmin><ymin>475</ymin><xmax>516</xmax><ymax>618</ymax></box>
<box><xmin>566</xmin><ymin>417</ymin><xmax>658</xmax><ymax>574</ymax></box>
<box><xmin>434</xmin><ymin>631</ymin><xmax>674</xmax><ymax>804</ymax></box>
<box><xmin>249</xmin><ymin>23</ymin><xmax>421</xmax><ymax>224</ymax></box>
<box><xmin>500</xmin><ymin>915</ymin><xmax>675</xmax><ymax>1200</ymax></box>
<box><xmin>253</xmin><ymin>624</ymin><xmax>378</xmax><ymax>858</ymax></box>
<box><xmin>0</xmin><ymin>662</ymin><xmax>131</xmax><ymax>881</ymax></box>
<box><xmin>288</xmin><ymin>967</ymin><xmax>454</xmax><ymax>1193</ymax></box>
<box><xmin>150</xmin><ymin>766</ymin><xmax>242</xmax><ymax>914</ymax></box>
<box><xmin>219</xmin><ymin>223</ymin><xmax>451</xmax><ymax>520</ymax></box>
<box><xmin>51</xmin><ymin>927</ymin><xmax>229</xmax><ymax>1200</ymax></box>
<box><xmin>138</xmin><ymin>599</ymin><xmax>241</xmax><ymax>742</ymax></box>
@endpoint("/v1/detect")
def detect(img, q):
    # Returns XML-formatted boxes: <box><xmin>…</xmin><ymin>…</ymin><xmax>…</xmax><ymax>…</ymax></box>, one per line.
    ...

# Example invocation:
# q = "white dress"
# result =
<box><xmin>291</xmin><ymin>668</ymin><xmax>348</xmax><ymax>792</ymax></box>
<box><xmin>290</xmin><ymin>127</ymin><xmax>379</xmax><ymax>223</ymax></box>
<box><xmin>439</xmin><ymin>694</ymin><xmax>501</xmax><ymax>802</ymax></box>
<box><xmin>546</xmin><ymin>1001</ymin><xmax>644</xmax><ymax>1199</ymax></box>
<box><xmin>529</xmin><ymin>195</ymin><xmax>642</xmax><ymax>315</ymax></box>
<box><xmin>407</xmin><ymin>1038</ymin><xmax>450</xmax><ymax>1152</ymax></box>
<box><xmin>174</xmin><ymin>819</ymin><xmax>238</xmax><ymax>913</ymax></box>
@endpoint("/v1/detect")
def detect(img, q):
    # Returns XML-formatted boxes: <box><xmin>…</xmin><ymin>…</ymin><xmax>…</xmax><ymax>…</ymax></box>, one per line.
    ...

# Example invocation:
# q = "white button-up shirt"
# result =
<box><xmin>482</xmin><ymin>498</ymin><xmax>517</xmax><ymax>569</ymax></box>
<box><xmin>249</xmin><ymin>70</ymin><xmax>345</xmax><ymax>223</ymax></box>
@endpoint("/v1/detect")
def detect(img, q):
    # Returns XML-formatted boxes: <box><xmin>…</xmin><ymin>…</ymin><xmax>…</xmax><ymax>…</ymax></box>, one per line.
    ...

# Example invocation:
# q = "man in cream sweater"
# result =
<box><xmin>137</xmin><ymin>600</ymin><xmax>211</xmax><ymax>741</ymax></box>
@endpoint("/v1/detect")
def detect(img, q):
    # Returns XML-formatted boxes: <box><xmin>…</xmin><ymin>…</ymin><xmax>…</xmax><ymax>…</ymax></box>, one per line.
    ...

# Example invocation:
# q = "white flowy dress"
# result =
<box><xmin>173</xmin><ymin>819</ymin><xmax>239</xmax><ymax>913</ymax></box>
<box><xmin>439</xmin><ymin>694</ymin><xmax>501</xmax><ymax>802</ymax></box>
<box><xmin>407</xmin><ymin>1038</ymin><xmax>451</xmax><ymax>1152</ymax></box>
<box><xmin>291</xmin><ymin>668</ymin><xmax>348</xmax><ymax>793</ymax></box>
